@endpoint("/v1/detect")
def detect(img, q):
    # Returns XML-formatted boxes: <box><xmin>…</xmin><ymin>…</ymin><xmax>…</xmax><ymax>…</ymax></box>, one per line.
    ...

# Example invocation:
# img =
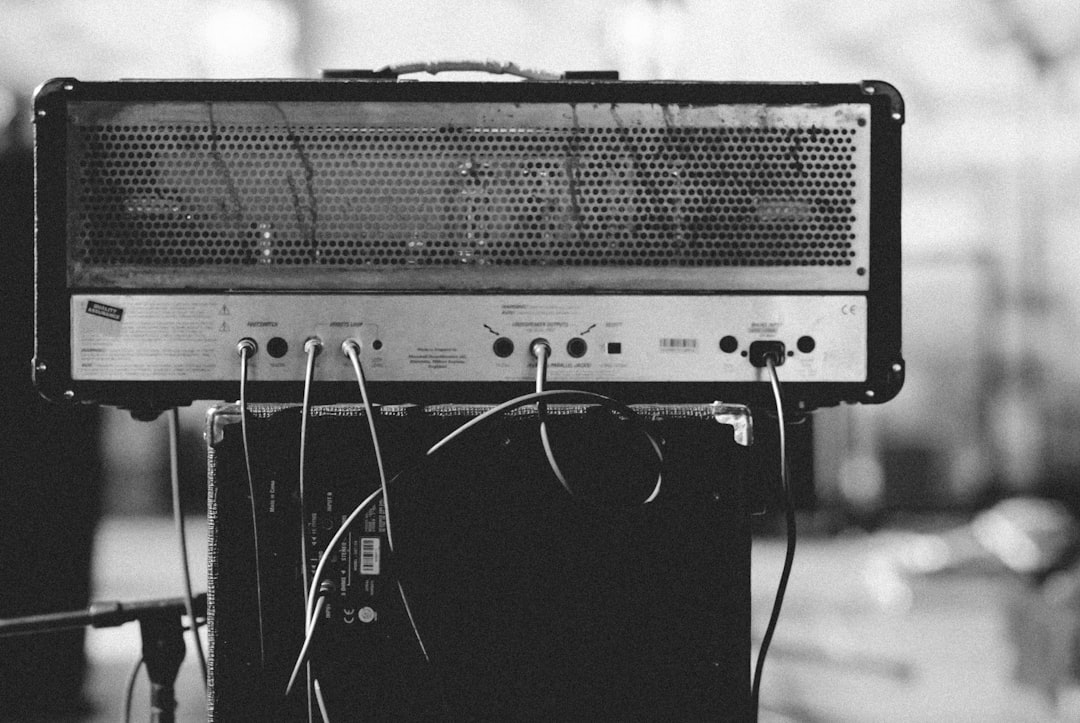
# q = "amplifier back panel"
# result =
<box><xmin>34</xmin><ymin>78</ymin><xmax>903</xmax><ymax>411</ymax></box>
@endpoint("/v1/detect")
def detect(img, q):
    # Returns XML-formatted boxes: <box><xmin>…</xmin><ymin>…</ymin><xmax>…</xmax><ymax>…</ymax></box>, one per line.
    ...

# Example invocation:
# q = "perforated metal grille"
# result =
<box><xmin>68</xmin><ymin>106</ymin><xmax>867</xmax><ymax>273</ymax></box>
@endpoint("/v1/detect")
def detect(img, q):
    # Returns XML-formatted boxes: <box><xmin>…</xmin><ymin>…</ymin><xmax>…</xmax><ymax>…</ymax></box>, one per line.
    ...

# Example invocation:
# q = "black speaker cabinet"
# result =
<box><xmin>206</xmin><ymin>402</ymin><xmax>754</xmax><ymax>720</ymax></box>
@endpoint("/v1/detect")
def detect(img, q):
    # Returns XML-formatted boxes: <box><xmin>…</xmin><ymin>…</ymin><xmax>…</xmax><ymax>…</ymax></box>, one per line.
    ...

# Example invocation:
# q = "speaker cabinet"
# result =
<box><xmin>206</xmin><ymin>402</ymin><xmax>753</xmax><ymax>720</ymax></box>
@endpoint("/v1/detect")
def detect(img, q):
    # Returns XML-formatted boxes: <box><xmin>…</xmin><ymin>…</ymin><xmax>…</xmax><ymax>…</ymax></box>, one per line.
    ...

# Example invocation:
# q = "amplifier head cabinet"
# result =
<box><xmin>33</xmin><ymin>76</ymin><xmax>903</xmax><ymax>412</ymax></box>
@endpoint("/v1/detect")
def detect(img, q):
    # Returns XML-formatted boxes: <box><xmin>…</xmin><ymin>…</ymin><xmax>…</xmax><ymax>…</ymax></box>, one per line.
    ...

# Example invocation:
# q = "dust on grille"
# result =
<box><xmin>71</xmin><ymin>124</ymin><xmax>861</xmax><ymax>269</ymax></box>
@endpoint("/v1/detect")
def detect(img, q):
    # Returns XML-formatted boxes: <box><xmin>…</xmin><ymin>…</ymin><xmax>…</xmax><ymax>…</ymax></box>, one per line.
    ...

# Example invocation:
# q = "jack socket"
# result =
<box><xmin>236</xmin><ymin>337</ymin><xmax>258</xmax><ymax>358</ymax></box>
<box><xmin>530</xmin><ymin>338</ymin><xmax>552</xmax><ymax>358</ymax></box>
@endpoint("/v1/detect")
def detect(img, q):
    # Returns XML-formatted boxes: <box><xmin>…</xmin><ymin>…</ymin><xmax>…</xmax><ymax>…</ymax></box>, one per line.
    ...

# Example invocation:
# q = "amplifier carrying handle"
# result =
<box><xmin>321</xmin><ymin>61</ymin><xmax>618</xmax><ymax>81</ymax></box>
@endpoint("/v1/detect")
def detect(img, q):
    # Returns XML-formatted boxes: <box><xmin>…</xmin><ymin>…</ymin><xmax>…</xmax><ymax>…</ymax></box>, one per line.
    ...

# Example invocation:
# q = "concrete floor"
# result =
<box><xmin>71</xmin><ymin>516</ymin><xmax>1060</xmax><ymax>722</ymax></box>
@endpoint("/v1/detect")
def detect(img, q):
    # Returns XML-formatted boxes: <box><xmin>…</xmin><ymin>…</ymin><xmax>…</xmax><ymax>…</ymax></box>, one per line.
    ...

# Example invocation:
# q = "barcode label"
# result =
<box><xmin>360</xmin><ymin>537</ymin><xmax>381</xmax><ymax>576</ymax></box>
<box><xmin>659</xmin><ymin>338</ymin><xmax>698</xmax><ymax>350</ymax></box>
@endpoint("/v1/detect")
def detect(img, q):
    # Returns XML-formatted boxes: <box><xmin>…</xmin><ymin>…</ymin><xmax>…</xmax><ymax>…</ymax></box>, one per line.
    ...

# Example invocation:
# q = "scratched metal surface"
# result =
<box><xmin>63</xmin><ymin>99</ymin><xmax>869</xmax><ymax>292</ymax></box>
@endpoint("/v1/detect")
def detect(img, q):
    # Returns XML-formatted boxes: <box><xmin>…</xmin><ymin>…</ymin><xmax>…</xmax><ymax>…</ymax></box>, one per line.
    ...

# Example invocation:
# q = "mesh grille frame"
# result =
<box><xmin>64</xmin><ymin>99</ymin><xmax>871</xmax><ymax>291</ymax></box>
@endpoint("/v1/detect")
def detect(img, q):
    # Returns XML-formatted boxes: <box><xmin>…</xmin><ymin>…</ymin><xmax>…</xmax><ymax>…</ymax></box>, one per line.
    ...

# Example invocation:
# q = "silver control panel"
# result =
<box><xmin>72</xmin><ymin>294</ymin><xmax>866</xmax><ymax>384</ymax></box>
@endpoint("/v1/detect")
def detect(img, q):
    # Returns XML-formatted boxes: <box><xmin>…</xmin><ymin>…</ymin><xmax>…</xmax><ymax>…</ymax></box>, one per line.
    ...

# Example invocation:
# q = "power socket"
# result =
<box><xmin>748</xmin><ymin>340</ymin><xmax>786</xmax><ymax>368</ymax></box>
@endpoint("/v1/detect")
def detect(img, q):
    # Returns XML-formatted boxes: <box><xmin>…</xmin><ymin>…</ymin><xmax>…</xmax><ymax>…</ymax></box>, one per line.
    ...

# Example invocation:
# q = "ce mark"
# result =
<box><xmin>841</xmin><ymin>304</ymin><xmax>859</xmax><ymax>316</ymax></box>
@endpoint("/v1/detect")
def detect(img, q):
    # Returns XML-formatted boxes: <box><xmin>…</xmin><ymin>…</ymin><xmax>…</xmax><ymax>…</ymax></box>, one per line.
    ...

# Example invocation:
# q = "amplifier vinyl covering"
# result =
<box><xmin>206</xmin><ymin>402</ymin><xmax>753</xmax><ymax>720</ymax></box>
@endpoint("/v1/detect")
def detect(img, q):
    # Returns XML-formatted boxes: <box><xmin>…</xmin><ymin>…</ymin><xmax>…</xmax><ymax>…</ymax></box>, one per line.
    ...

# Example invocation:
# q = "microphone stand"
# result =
<box><xmin>0</xmin><ymin>593</ymin><xmax>206</xmax><ymax>723</ymax></box>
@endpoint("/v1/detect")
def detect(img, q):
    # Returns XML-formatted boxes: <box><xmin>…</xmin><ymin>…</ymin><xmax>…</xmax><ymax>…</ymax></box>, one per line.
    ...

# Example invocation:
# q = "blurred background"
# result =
<box><xmin>4</xmin><ymin>0</ymin><xmax>1080</xmax><ymax>720</ymax></box>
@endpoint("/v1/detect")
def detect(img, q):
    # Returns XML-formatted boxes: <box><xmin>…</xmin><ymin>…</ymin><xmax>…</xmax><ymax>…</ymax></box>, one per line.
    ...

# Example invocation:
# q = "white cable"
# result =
<box><xmin>427</xmin><ymin>390</ymin><xmax>663</xmax><ymax>484</ymax></box>
<box><xmin>294</xmin><ymin>388</ymin><xmax>668</xmax><ymax>691</ymax></box>
<box><xmin>286</xmin><ymin>595</ymin><xmax>329</xmax><ymax>697</ymax></box>
<box><xmin>343</xmin><ymin>341</ymin><xmax>393</xmax><ymax>550</ymax></box>
<box><xmin>289</xmin><ymin>490</ymin><xmax>391</xmax><ymax>698</ymax></box>
<box><xmin>314</xmin><ymin>679</ymin><xmax>331</xmax><ymax>723</ymax></box>
<box><xmin>298</xmin><ymin>337</ymin><xmax>321</xmax><ymax>723</ymax></box>
<box><xmin>397</xmin><ymin>579</ymin><xmax>431</xmax><ymax>662</ymax></box>
<box><xmin>533</xmin><ymin>341</ymin><xmax>572</xmax><ymax>494</ymax></box>
<box><xmin>344</xmin><ymin>341</ymin><xmax>428</xmax><ymax>657</ymax></box>
<box><xmin>238</xmin><ymin>342</ymin><xmax>267</xmax><ymax>667</ymax></box>
<box><xmin>299</xmin><ymin>339</ymin><xmax>321</xmax><ymax>613</ymax></box>
<box><xmin>304</xmin><ymin>488</ymin><xmax>383</xmax><ymax>634</ymax></box>
<box><xmin>532</xmin><ymin>346</ymin><xmax>662</xmax><ymax>503</ymax></box>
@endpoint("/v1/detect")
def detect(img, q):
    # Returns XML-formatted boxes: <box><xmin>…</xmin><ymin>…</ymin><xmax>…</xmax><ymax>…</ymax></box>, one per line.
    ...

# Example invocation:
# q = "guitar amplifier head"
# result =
<box><xmin>33</xmin><ymin>76</ymin><xmax>903</xmax><ymax>412</ymax></box>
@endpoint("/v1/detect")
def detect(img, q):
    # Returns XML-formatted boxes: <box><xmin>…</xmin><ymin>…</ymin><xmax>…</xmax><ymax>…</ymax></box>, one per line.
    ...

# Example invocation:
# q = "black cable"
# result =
<box><xmin>167</xmin><ymin>407</ymin><xmax>208</xmax><ymax>688</ymax></box>
<box><xmin>123</xmin><ymin>655</ymin><xmax>144</xmax><ymax>723</ymax></box>
<box><xmin>238</xmin><ymin>340</ymin><xmax>267</xmax><ymax>667</ymax></box>
<box><xmin>750</xmin><ymin>357</ymin><xmax>796</xmax><ymax>721</ymax></box>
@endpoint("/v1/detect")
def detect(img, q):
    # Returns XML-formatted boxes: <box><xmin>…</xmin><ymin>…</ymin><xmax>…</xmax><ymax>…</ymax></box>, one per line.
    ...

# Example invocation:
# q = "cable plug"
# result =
<box><xmin>236</xmin><ymin>337</ymin><xmax>258</xmax><ymax>358</ymax></box>
<box><xmin>303</xmin><ymin>336</ymin><xmax>323</xmax><ymax>356</ymax></box>
<box><xmin>749</xmin><ymin>340</ymin><xmax>786</xmax><ymax>368</ymax></box>
<box><xmin>341</xmin><ymin>338</ymin><xmax>362</xmax><ymax>358</ymax></box>
<box><xmin>530</xmin><ymin>338</ymin><xmax>552</xmax><ymax>359</ymax></box>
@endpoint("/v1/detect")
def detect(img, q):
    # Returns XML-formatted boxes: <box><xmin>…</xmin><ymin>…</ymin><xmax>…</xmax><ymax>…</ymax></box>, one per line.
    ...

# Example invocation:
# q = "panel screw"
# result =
<box><xmin>34</xmin><ymin>361</ymin><xmax>47</xmax><ymax>372</ymax></box>
<box><xmin>63</xmin><ymin>390</ymin><xmax>75</xmax><ymax>400</ymax></box>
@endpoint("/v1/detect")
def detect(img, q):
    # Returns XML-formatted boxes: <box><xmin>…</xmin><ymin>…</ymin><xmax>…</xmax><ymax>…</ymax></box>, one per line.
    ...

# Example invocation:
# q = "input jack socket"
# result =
<box><xmin>236</xmin><ymin>337</ymin><xmax>258</xmax><ymax>358</ymax></box>
<box><xmin>530</xmin><ymin>338</ymin><xmax>552</xmax><ymax>358</ymax></box>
